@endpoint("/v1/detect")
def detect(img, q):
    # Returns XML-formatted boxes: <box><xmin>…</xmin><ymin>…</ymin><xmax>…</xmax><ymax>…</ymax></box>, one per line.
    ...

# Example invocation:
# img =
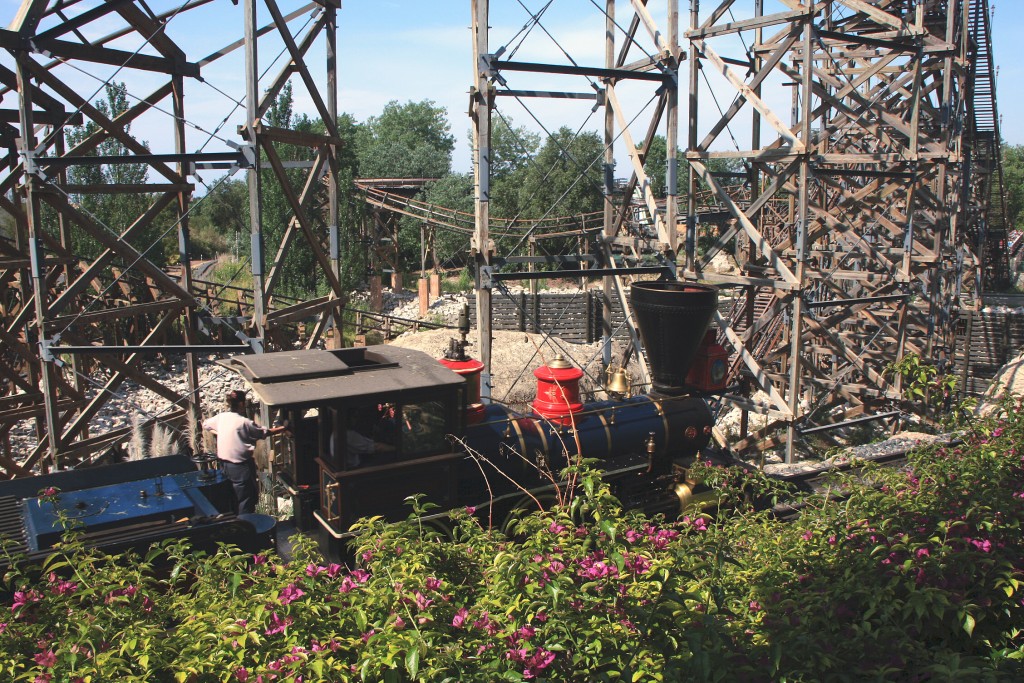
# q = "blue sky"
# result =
<box><xmin>2</xmin><ymin>0</ymin><xmax>1022</xmax><ymax>177</ymax></box>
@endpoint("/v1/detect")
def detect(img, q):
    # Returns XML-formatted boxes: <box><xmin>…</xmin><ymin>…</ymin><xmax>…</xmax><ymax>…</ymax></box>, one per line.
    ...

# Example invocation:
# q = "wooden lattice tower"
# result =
<box><xmin>473</xmin><ymin>0</ymin><xmax>1006</xmax><ymax>461</ymax></box>
<box><xmin>0</xmin><ymin>1</ymin><xmax>342</xmax><ymax>475</ymax></box>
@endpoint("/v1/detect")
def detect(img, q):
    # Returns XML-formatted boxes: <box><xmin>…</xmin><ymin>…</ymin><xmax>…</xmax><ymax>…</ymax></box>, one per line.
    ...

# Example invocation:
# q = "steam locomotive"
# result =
<box><xmin>0</xmin><ymin>281</ymin><xmax>726</xmax><ymax>562</ymax></box>
<box><xmin>220</xmin><ymin>280</ymin><xmax>726</xmax><ymax>558</ymax></box>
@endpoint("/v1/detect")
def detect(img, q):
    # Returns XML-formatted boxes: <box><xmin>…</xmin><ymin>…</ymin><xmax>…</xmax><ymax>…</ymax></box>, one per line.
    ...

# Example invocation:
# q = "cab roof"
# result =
<box><xmin>217</xmin><ymin>345</ymin><xmax>465</xmax><ymax>408</ymax></box>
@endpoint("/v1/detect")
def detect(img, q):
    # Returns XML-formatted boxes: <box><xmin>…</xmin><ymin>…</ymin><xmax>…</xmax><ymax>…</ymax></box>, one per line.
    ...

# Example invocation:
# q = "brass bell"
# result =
<box><xmin>606</xmin><ymin>366</ymin><xmax>631</xmax><ymax>397</ymax></box>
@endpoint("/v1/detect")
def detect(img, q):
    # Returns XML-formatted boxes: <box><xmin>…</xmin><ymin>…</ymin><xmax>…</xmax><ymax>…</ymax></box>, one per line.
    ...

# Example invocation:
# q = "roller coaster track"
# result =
<box><xmin>968</xmin><ymin>0</ymin><xmax>1011</xmax><ymax>290</ymax></box>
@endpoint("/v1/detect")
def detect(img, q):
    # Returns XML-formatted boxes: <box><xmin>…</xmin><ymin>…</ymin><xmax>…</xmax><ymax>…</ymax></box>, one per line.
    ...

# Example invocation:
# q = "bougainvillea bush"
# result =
<box><xmin>4</xmin><ymin>399</ymin><xmax>1024</xmax><ymax>682</ymax></box>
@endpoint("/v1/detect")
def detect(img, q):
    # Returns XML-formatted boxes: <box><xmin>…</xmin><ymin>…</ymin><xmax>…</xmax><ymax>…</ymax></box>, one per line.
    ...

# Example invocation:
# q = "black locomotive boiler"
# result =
<box><xmin>220</xmin><ymin>280</ymin><xmax>725</xmax><ymax>558</ymax></box>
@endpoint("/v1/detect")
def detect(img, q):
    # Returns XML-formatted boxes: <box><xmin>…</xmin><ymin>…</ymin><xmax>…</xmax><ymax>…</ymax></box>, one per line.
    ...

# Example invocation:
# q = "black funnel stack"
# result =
<box><xmin>631</xmin><ymin>281</ymin><xmax>718</xmax><ymax>396</ymax></box>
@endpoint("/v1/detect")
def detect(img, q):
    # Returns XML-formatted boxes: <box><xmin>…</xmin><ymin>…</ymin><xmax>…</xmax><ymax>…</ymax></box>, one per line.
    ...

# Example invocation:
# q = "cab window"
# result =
<box><xmin>400</xmin><ymin>400</ymin><xmax>449</xmax><ymax>456</ymax></box>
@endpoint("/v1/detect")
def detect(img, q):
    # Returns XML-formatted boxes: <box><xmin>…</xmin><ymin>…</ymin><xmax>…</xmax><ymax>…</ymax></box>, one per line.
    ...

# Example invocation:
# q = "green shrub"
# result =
<box><xmin>3</xmin><ymin>402</ymin><xmax>1024</xmax><ymax>681</ymax></box>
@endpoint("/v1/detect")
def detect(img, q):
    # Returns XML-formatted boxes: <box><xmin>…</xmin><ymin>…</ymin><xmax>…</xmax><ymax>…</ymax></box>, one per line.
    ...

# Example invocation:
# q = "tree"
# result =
<box><xmin>65</xmin><ymin>83</ymin><xmax>162</xmax><ymax>264</ymax></box>
<box><xmin>516</xmin><ymin>127</ymin><xmax>605</xmax><ymax>221</ymax></box>
<box><xmin>1003</xmin><ymin>143</ymin><xmax>1024</xmax><ymax>231</ymax></box>
<box><xmin>488</xmin><ymin>116</ymin><xmax>541</xmax><ymax>221</ymax></box>
<box><xmin>641</xmin><ymin>135</ymin><xmax>668</xmax><ymax>197</ymax></box>
<box><xmin>187</xmin><ymin>178</ymin><xmax>249</xmax><ymax>260</ymax></box>
<box><xmin>356</xmin><ymin>100</ymin><xmax>454</xmax><ymax>179</ymax></box>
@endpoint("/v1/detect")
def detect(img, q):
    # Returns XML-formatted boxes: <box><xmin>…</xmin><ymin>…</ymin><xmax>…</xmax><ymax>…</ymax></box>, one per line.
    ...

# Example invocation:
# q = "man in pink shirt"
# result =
<box><xmin>203</xmin><ymin>390</ymin><xmax>289</xmax><ymax>514</ymax></box>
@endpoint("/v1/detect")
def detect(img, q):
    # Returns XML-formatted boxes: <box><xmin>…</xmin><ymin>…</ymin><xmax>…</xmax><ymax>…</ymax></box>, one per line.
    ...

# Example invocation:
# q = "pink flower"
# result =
<box><xmin>993</xmin><ymin>427</ymin><xmax>1004</xmax><ymax>437</ymax></box>
<box><xmin>625</xmin><ymin>553</ymin><xmax>651</xmax><ymax>574</ymax></box>
<box><xmin>452</xmin><ymin>607</ymin><xmax>469</xmax><ymax>628</ymax></box>
<box><xmin>105</xmin><ymin>585</ymin><xmax>137</xmax><ymax>604</ymax></box>
<box><xmin>749</xmin><ymin>601</ymin><xmax>762</xmax><ymax>613</ymax></box>
<box><xmin>523</xmin><ymin>648</ymin><xmax>556</xmax><ymax>679</ymax></box>
<box><xmin>253</xmin><ymin>554</ymin><xmax>267</xmax><ymax>566</ymax></box>
<box><xmin>33</xmin><ymin>675</ymin><xmax>51</xmax><ymax>683</ymax></box>
<box><xmin>916</xmin><ymin>547</ymin><xmax>930</xmax><ymax>558</ymax></box>
<box><xmin>351</xmin><ymin>569</ymin><xmax>370</xmax><ymax>584</ymax></box>
<box><xmin>801</xmin><ymin>530</ymin><xmax>813</xmax><ymax>541</ymax></box>
<box><xmin>465</xmin><ymin>506</ymin><xmax>476</xmax><ymax>515</ymax></box>
<box><xmin>394</xmin><ymin>616</ymin><xmax>406</xmax><ymax>630</ymax></box>
<box><xmin>305</xmin><ymin>564</ymin><xmax>326</xmax><ymax>577</ymax></box>
<box><xmin>12</xmin><ymin>589</ymin><xmax>42</xmax><ymax>612</ymax></box>
<box><xmin>413</xmin><ymin>591</ymin><xmax>433</xmax><ymax>610</ymax></box>
<box><xmin>473</xmin><ymin>613</ymin><xmax>499</xmax><ymax>635</ymax></box>
<box><xmin>265</xmin><ymin>612</ymin><xmax>293</xmax><ymax>636</ymax></box>
<box><xmin>361</xmin><ymin>550</ymin><xmax>374</xmax><ymax>563</ymax></box>
<box><xmin>34</xmin><ymin>649</ymin><xmax>57</xmax><ymax>668</ymax></box>
<box><xmin>361</xmin><ymin>629</ymin><xmax>375</xmax><ymax>643</ymax></box>
<box><xmin>40</xmin><ymin>487</ymin><xmax>58</xmax><ymax>498</ymax></box>
<box><xmin>548</xmin><ymin>521</ymin><xmax>566</xmax><ymax>534</ymax></box>
<box><xmin>279</xmin><ymin>583</ymin><xmax>305</xmax><ymax>606</ymax></box>
<box><xmin>692</xmin><ymin>517</ymin><xmax>708</xmax><ymax>532</ymax></box>
<box><xmin>235</xmin><ymin>667</ymin><xmax>249</xmax><ymax>682</ymax></box>
<box><xmin>339</xmin><ymin>576</ymin><xmax>357</xmax><ymax>593</ymax></box>
<box><xmin>518</xmin><ymin>624</ymin><xmax>536</xmax><ymax>639</ymax></box>
<box><xmin>425</xmin><ymin>577</ymin><xmax>442</xmax><ymax>591</ymax></box>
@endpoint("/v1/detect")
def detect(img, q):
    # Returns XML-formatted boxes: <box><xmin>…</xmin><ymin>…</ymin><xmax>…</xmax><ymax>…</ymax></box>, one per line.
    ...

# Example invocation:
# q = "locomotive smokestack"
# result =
<box><xmin>630</xmin><ymin>281</ymin><xmax>719</xmax><ymax>396</ymax></box>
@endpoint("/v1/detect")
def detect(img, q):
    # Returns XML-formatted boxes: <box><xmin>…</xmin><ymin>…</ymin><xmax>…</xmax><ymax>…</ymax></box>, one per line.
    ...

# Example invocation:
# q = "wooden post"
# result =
<box><xmin>370</xmin><ymin>275</ymin><xmax>383</xmax><ymax>313</ymax></box>
<box><xmin>472</xmin><ymin>0</ymin><xmax>493</xmax><ymax>402</ymax></box>
<box><xmin>419</xmin><ymin>277</ymin><xmax>429</xmax><ymax>318</ymax></box>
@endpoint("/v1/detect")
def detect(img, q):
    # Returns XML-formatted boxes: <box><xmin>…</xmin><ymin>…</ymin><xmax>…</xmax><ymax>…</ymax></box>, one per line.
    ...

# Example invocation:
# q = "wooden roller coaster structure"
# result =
<box><xmin>0</xmin><ymin>0</ymin><xmax>1010</xmax><ymax>477</ymax></box>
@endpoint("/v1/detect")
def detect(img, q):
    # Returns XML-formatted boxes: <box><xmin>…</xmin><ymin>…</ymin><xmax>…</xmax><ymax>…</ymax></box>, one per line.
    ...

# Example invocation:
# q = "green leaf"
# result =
<box><xmin>963</xmin><ymin>613</ymin><xmax>976</xmax><ymax>637</ymax></box>
<box><xmin>406</xmin><ymin>648</ymin><xmax>420</xmax><ymax>679</ymax></box>
<box><xmin>546</xmin><ymin>582</ymin><xmax>562</xmax><ymax>607</ymax></box>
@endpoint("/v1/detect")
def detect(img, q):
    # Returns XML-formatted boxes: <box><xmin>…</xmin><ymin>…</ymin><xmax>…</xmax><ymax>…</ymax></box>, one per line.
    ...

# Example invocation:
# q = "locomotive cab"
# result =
<box><xmin>218</xmin><ymin>345</ymin><xmax>468</xmax><ymax>556</ymax></box>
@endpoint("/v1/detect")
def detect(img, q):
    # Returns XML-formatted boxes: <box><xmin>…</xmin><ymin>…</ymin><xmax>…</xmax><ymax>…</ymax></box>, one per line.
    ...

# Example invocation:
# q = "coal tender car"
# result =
<box><xmin>220</xmin><ymin>281</ymin><xmax>727</xmax><ymax>558</ymax></box>
<box><xmin>0</xmin><ymin>454</ymin><xmax>276</xmax><ymax>569</ymax></box>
